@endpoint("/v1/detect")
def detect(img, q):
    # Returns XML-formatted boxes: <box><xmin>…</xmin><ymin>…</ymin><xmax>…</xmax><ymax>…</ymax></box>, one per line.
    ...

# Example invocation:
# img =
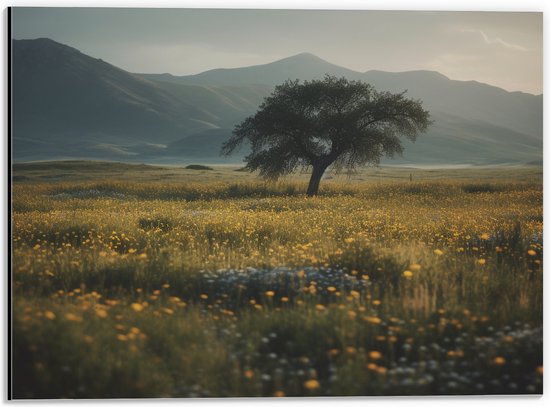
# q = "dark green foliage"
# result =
<box><xmin>185</xmin><ymin>164</ymin><xmax>214</xmax><ymax>171</ymax></box>
<box><xmin>222</xmin><ymin>76</ymin><xmax>431</xmax><ymax>195</ymax></box>
<box><xmin>138</xmin><ymin>217</ymin><xmax>174</xmax><ymax>232</ymax></box>
<box><xmin>461</xmin><ymin>183</ymin><xmax>506</xmax><ymax>193</ymax></box>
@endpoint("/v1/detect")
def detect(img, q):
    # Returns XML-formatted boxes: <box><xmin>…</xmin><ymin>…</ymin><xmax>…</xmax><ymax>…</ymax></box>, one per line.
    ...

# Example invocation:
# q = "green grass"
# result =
<box><xmin>11</xmin><ymin>162</ymin><xmax>543</xmax><ymax>398</ymax></box>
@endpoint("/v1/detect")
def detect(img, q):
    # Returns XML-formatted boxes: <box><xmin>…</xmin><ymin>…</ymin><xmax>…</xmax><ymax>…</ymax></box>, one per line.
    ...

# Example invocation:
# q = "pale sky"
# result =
<box><xmin>11</xmin><ymin>8</ymin><xmax>543</xmax><ymax>94</ymax></box>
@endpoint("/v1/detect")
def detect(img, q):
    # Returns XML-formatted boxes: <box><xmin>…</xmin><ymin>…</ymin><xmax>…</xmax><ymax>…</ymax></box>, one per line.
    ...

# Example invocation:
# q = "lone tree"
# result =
<box><xmin>221</xmin><ymin>76</ymin><xmax>432</xmax><ymax>196</ymax></box>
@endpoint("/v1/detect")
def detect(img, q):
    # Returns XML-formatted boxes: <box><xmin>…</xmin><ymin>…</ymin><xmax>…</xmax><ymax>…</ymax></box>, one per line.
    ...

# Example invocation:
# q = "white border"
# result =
<box><xmin>0</xmin><ymin>0</ymin><xmax>547</xmax><ymax>11</ymax></box>
<box><xmin>1</xmin><ymin>1</ymin><xmax>547</xmax><ymax>406</ymax></box>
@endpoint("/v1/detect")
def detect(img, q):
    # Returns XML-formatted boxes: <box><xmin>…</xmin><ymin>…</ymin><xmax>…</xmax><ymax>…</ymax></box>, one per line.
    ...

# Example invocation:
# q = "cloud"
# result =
<box><xmin>453</xmin><ymin>26</ymin><xmax>528</xmax><ymax>52</ymax></box>
<box><xmin>478</xmin><ymin>30</ymin><xmax>528</xmax><ymax>52</ymax></box>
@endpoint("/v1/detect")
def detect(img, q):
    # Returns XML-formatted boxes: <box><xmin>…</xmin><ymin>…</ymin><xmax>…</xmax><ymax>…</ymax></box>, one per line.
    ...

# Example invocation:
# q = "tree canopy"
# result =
<box><xmin>221</xmin><ymin>75</ymin><xmax>432</xmax><ymax>196</ymax></box>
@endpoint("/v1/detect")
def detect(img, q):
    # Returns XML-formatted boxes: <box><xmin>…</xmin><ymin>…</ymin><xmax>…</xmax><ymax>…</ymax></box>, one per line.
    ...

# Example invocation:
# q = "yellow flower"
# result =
<box><xmin>403</xmin><ymin>270</ymin><xmax>413</xmax><ymax>278</ymax></box>
<box><xmin>477</xmin><ymin>259</ymin><xmax>486</xmax><ymax>265</ymax></box>
<box><xmin>265</xmin><ymin>290</ymin><xmax>275</xmax><ymax>297</ymax></box>
<box><xmin>480</xmin><ymin>233</ymin><xmax>490</xmax><ymax>240</ymax></box>
<box><xmin>65</xmin><ymin>312</ymin><xmax>82</xmax><ymax>322</ymax></box>
<box><xmin>273</xmin><ymin>390</ymin><xmax>285</xmax><ymax>397</ymax></box>
<box><xmin>434</xmin><ymin>249</ymin><xmax>443</xmax><ymax>256</ymax></box>
<box><xmin>127</xmin><ymin>248</ymin><xmax>137</xmax><ymax>254</ymax></box>
<box><xmin>527</xmin><ymin>249</ymin><xmax>537</xmax><ymax>256</ymax></box>
<box><xmin>315</xmin><ymin>304</ymin><xmax>326</xmax><ymax>311</ymax></box>
<box><xmin>364</xmin><ymin>316</ymin><xmax>382</xmax><ymax>324</ymax></box>
<box><xmin>303</xmin><ymin>379</ymin><xmax>320</xmax><ymax>390</ymax></box>
<box><xmin>409</xmin><ymin>263</ymin><xmax>421</xmax><ymax>272</ymax></box>
<box><xmin>199</xmin><ymin>294</ymin><xmax>208</xmax><ymax>300</ymax></box>
<box><xmin>131</xmin><ymin>303</ymin><xmax>144</xmax><ymax>312</ymax></box>
<box><xmin>95</xmin><ymin>308</ymin><xmax>108</xmax><ymax>318</ymax></box>
<box><xmin>493</xmin><ymin>356</ymin><xmax>506</xmax><ymax>366</ymax></box>
<box><xmin>44</xmin><ymin>311</ymin><xmax>56</xmax><ymax>320</ymax></box>
<box><xmin>344</xmin><ymin>237</ymin><xmax>355</xmax><ymax>244</ymax></box>
<box><xmin>368</xmin><ymin>351</ymin><xmax>382</xmax><ymax>360</ymax></box>
<box><xmin>327</xmin><ymin>286</ymin><xmax>337</xmax><ymax>292</ymax></box>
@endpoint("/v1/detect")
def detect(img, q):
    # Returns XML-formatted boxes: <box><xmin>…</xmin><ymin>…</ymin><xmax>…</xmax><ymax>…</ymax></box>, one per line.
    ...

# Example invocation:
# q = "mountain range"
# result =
<box><xmin>11</xmin><ymin>38</ymin><xmax>543</xmax><ymax>166</ymax></box>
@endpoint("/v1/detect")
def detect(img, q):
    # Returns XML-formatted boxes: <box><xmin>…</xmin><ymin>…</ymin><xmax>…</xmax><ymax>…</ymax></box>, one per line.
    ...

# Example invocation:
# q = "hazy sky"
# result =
<box><xmin>11</xmin><ymin>8</ymin><xmax>543</xmax><ymax>94</ymax></box>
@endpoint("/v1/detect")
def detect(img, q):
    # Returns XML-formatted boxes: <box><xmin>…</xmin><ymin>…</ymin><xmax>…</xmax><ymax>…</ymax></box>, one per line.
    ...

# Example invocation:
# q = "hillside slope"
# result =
<box><xmin>12</xmin><ymin>39</ymin><xmax>265</xmax><ymax>160</ymax></box>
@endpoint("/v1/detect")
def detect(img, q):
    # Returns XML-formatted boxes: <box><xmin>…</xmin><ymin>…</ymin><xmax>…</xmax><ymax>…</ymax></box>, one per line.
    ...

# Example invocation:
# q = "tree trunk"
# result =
<box><xmin>306</xmin><ymin>165</ymin><xmax>327</xmax><ymax>197</ymax></box>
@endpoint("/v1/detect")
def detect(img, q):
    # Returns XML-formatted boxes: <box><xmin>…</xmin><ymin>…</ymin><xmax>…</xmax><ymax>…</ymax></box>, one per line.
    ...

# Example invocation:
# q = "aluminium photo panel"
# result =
<box><xmin>8</xmin><ymin>6</ymin><xmax>543</xmax><ymax>399</ymax></box>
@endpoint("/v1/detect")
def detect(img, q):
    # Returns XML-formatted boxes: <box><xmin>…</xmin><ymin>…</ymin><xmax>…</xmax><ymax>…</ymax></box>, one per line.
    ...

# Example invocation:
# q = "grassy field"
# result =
<box><xmin>11</xmin><ymin>161</ymin><xmax>543</xmax><ymax>398</ymax></box>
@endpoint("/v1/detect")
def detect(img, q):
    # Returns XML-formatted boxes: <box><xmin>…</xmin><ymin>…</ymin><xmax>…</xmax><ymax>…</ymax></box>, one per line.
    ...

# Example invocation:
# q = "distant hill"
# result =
<box><xmin>141</xmin><ymin>54</ymin><xmax>541</xmax><ymax>140</ymax></box>
<box><xmin>12</xmin><ymin>38</ymin><xmax>542</xmax><ymax>165</ymax></box>
<box><xmin>361</xmin><ymin>70</ymin><xmax>542</xmax><ymax>139</ymax></box>
<box><xmin>13</xmin><ymin>39</ymin><xmax>209</xmax><ymax>143</ymax></box>
<box><xmin>139</xmin><ymin>52</ymin><xmax>364</xmax><ymax>86</ymax></box>
<box><xmin>12</xmin><ymin>38</ymin><xmax>266</xmax><ymax>161</ymax></box>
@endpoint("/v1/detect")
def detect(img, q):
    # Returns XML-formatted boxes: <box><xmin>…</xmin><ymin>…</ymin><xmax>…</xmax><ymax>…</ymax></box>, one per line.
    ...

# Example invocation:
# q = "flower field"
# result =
<box><xmin>11</xmin><ymin>163</ymin><xmax>543</xmax><ymax>398</ymax></box>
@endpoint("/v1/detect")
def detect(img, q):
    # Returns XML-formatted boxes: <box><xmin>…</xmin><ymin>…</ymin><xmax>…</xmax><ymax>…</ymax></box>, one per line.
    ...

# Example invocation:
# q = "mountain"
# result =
<box><xmin>13</xmin><ymin>39</ymin><xmax>206</xmax><ymax>143</ymax></box>
<box><xmin>140</xmin><ymin>52</ymin><xmax>364</xmax><ymax>86</ymax></box>
<box><xmin>139</xmin><ymin>52</ymin><xmax>542</xmax><ymax>165</ymax></box>
<box><xmin>167</xmin><ymin>128</ymin><xmax>238</xmax><ymax>158</ymax></box>
<box><xmin>12</xmin><ymin>38</ymin><xmax>542</xmax><ymax>165</ymax></box>
<box><xmin>141</xmin><ymin>54</ymin><xmax>542</xmax><ymax>139</ymax></box>
<box><xmin>361</xmin><ymin>70</ymin><xmax>542</xmax><ymax>139</ymax></box>
<box><xmin>12</xmin><ymin>38</ymin><xmax>266</xmax><ymax>161</ymax></box>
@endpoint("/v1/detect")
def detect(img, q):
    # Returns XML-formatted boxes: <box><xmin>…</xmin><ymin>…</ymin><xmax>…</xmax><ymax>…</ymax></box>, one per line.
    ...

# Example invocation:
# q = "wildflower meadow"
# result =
<box><xmin>11</xmin><ymin>162</ymin><xmax>543</xmax><ymax>398</ymax></box>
